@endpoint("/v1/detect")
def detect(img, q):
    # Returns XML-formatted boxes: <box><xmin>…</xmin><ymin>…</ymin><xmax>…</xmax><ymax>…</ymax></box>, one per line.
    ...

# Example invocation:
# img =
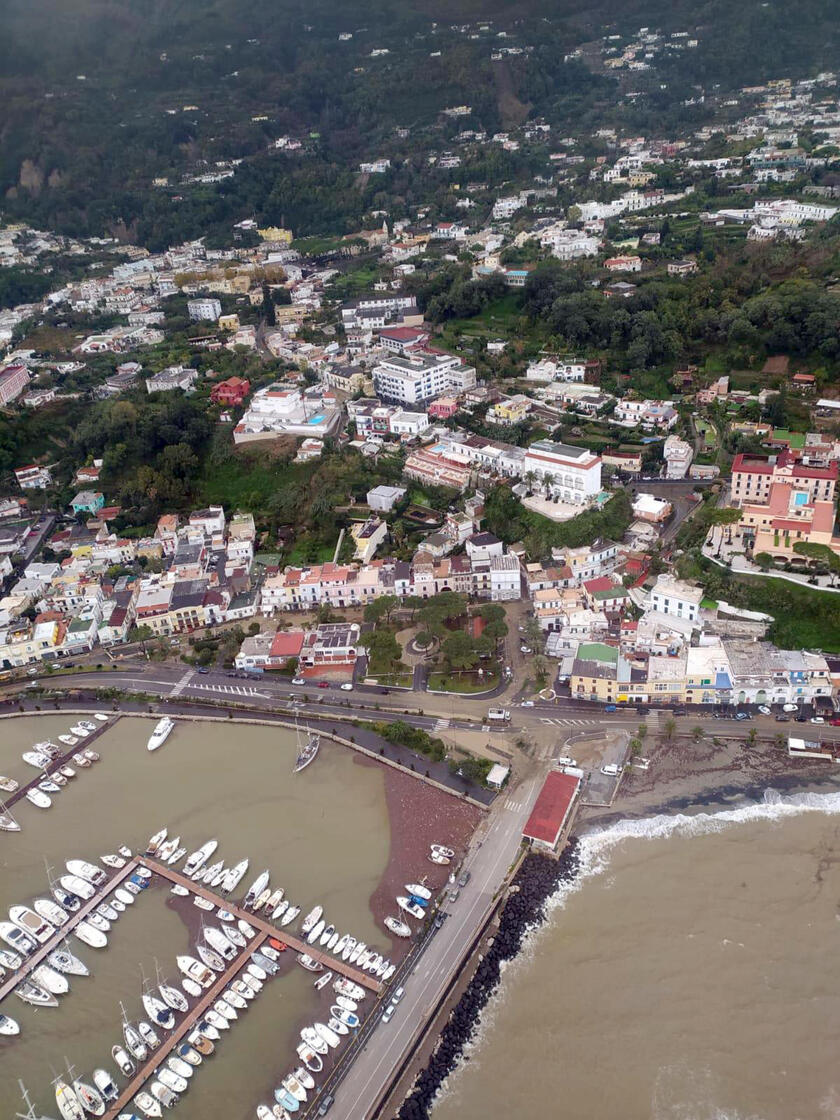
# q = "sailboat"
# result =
<box><xmin>0</xmin><ymin>802</ymin><xmax>20</xmax><ymax>832</ymax></box>
<box><xmin>293</xmin><ymin>711</ymin><xmax>319</xmax><ymax>774</ymax></box>
<box><xmin>16</xmin><ymin>1081</ymin><xmax>54</xmax><ymax>1120</ymax></box>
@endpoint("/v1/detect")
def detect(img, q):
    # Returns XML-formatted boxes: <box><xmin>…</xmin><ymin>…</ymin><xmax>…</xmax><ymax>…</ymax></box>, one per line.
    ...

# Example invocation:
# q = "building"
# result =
<box><xmin>663</xmin><ymin>434</ymin><xmax>693</xmax><ymax>479</ymax></box>
<box><xmin>731</xmin><ymin>452</ymin><xmax>837</xmax><ymax>508</ymax></box>
<box><xmin>15</xmin><ymin>465</ymin><xmax>52</xmax><ymax>490</ymax></box>
<box><xmin>210</xmin><ymin>377</ymin><xmax>250</xmax><ymax>406</ymax></box>
<box><xmin>667</xmin><ymin>258</ymin><xmax>698</xmax><ymax>277</ymax></box>
<box><xmin>70</xmin><ymin>491</ymin><xmax>105</xmax><ymax>516</ymax></box>
<box><xmin>366</xmin><ymin>485</ymin><xmax>406</xmax><ymax>512</ymax></box>
<box><xmin>648</xmin><ymin>575</ymin><xmax>703</xmax><ymax>622</ymax></box>
<box><xmin>0</xmin><ymin>364</ymin><xmax>30</xmax><ymax>405</ymax></box>
<box><xmin>521</xmin><ymin>770</ymin><xmax>581</xmax><ymax>852</ymax></box>
<box><xmin>299</xmin><ymin>623</ymin><xmax>360</xmax><ymax>671</ymax></box>
<box><xmin>403</xmin><ymin>448</ymin><xmax>472</xmax><ymax>492</ymax></box>
<box><xmin>604</xmin><ymin>255</ymin><xmax>642</xmax><ymax>272</ymax></box>
<box><xmin>738</xmin><ymin>482</ymin><xmax>840</xmax><ymax>560</ymax></box>
<box><xmin>147</xmin><ymin>366</ymin><xmax>199</xmax><ymax>393</ymax></box>
<box><xmin>372</xmin><ymin>351</ymin><xmax>477</xmax><ymax>406</ymax></box>
<box><xmin>187</xmin><ymin>298</ymin><xmax>222</xmax><ymax>321</ymax></box>
<box><xmin>571</xmin><ymin>642</ymin><xmax>619</xmax><ymax>702</ymax></box>
<box><xmin>350</xmin><ymin>518</ymin><xmax>388</xmax><ymax>563</ymax></box>
<box><xmin>234</xmin><ymin>384</ymin><xmax>343</xmax><ymax>443</ymax></box>
<box><xmin>632</xmin><ymin>493</ymin><xmax>672</xmax><ymax>523</ymax></box>
<box><xmin>522</xmin><ymin>441</ymin><xmax>602</xmax><ymax>506</ymax></box>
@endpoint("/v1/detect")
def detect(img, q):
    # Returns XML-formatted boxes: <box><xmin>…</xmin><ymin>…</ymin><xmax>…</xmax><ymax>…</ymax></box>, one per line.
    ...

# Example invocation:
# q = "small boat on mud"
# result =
<box><xmin>385</xmin><ymin>916</ymin><xmax>412</xmax><ymax>938</ymax></box>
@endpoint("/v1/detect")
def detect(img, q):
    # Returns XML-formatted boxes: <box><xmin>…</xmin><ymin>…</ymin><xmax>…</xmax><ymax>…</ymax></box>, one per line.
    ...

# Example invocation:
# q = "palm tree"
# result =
<box><xmin>524</xmin><ymin>470</ymin><xmax>537</xmax><ymax>496</ymax></box>
<box><xmin>664</xmin><ymin>717</ymin><xmax>676</xmax><ymax>741</ymax></box>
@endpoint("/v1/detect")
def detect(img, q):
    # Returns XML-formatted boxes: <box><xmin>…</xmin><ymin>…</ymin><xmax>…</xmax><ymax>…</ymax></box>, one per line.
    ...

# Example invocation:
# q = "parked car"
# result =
<box><xmin>830</xmin><ymin>717</ymin><xmax>840</xmax><ymax>727</ymax></box>
<box><xmin>811</xmin><ymin>716</ymin><xmax>825</xmax><ymax>724</ymax></box>
<box><xmin>458</xmin><ymin>870</ymin><xmax>471</xmax><ymax>888</ymax></box>
<box><xmin>600</xmin><ymin>763</ymin><xmax>621</xmax><ymax>777</ymax></box>
<box><xmin>520</xmin><ymin>645</ymin><xmax>532</xmax><ymax>654</ymax></box>
<box><xmin>381</xmin><ymin>1005</ymin><xmax>395</xmax><ymax>1024</ymax></box>
<box><xmin>392</xmin><ymin>987</ymin><xmax>405</xmax><ymax>1003</ymax></box>
<box><xmin>520</xmin><ymin>700</ymin><xmax>535</xmax><ymax>708</ymax></box>
<box><xmin>316</xmin><ymin>1095</ymin><xmax>334</xmax><ymax>1116</ymax></box>
<box><xmin>556</xmin><ymin>756</ymin><xmax>577</xmax><ymax>768</ymax></box>
<box><xmin>604</xmin><ymin>704</ymin><xmax>617</xmax><ymax>713</ymax></box>
<box><xmin>782</xmin><ymin>703</ymin><xmax>799</xmax><ymax>713</ymax></box>
<box><xmin>775</xmin><ymin>715</ymin><xmax>791</xmax><ymax>722</ymax></box>
<box><xmin>757</xmin><ymin>705</ymin><xmax>771</xmax><ymax>716</ymax></box>
<box><xmin>448</xmin><ymin>889</ymin><xmax>460</xmax><ymax>903</ymax></box>
<box><xmin>340</xmin><ymin>683</ymin><xmax>353</xmax><ymax>691</ymax></box>
<box><xmin>292</xmin><ymin>678</ymin><xmax>305</xmax><ymax>685</ymax></box>
<box><xmin>196</xmin><ymin>666</ymin><xmax>210</xmax><ymax>674</ymax></box>
<box><xmin>795</xmin><ymin>715</ymin><xmax>808</xmax><ymax>722</ymax></box>
<box><xmin>317</xmin><ymin>681</ymin><xmax>330</xmax><ymax>689</ymax></box>
<box><xmin>735</xmin><ymin>712</ymin><xmax>751</xmax><ymax>721</ymax></box>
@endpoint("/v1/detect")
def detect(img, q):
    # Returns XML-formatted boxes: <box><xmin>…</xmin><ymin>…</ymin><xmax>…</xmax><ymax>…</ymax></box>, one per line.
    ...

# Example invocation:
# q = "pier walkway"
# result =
<box><xmin>140</xmin><ymin>857</ymin><xmax>381</xmax><ymax>993</ymax></box>
<box><xmin>2</xmin><ymin>714</ymin><xmax>118</xmax><ymax>815</ymax></box>
<box><xmin>0</xmin><ymin>859</ymin><xmax>137</xmax><ymax>1006</ymax></box>
<box><xmin>102</xmin><ymin>930</ymin><xmax>269</xmax><ymax>1119</ymax></box>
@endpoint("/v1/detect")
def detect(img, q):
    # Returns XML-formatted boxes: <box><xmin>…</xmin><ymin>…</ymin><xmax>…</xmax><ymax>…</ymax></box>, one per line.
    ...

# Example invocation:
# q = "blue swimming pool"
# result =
<box><xmin>307</xmin><ymin>413</ymin><xmax>326</xmax><ymax>425</ymax></box>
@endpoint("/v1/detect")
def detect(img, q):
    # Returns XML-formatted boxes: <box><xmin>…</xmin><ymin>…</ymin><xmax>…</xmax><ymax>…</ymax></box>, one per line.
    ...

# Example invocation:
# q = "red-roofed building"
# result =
<box><xmin>377</xmin><ymin>326</ymin><xmax>430</xmax><ymax>355</ymax></box>
<box><xmin>732</xmin><ymin>452</ymin><xmax>837</xmax><ymax>507</ymax></box>
<box><xmin>522</xmin><ymin>771</ymin><xmax>581</xmax><ymax>852</ymax></box>
<box><xmin>270</xmin><ymin>629</ymin><xmax>305</xmax><ymax>662</ymax></box>
<box><xmin>739</xmin><ymin>480</ymin><xmax>840</xmax><ymax>560</ymax></box>
<box><xmin>211</xmin><ymin>376</ymin><xmax>250</xmax><ymax>406</ymax></box>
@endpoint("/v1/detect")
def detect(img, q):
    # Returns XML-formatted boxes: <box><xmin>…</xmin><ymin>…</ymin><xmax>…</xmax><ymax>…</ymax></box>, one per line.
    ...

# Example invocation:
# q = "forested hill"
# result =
<box><xmin>1</xmin><ymin>0</ymin><xmax>837</xmax><ymax>248</ymax></box>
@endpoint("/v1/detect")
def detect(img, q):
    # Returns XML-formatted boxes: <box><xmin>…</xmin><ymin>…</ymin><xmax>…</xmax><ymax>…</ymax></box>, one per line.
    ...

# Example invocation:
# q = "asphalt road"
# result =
<box><xmin>327</xmin><ymin>769</ymin><xmax>544</xmax><ymax>1120</ymax></box>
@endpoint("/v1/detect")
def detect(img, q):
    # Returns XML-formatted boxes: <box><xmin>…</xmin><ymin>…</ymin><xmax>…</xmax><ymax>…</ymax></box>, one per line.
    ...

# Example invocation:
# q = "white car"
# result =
<box><xmin>782</xmin><ymin>703</ymin><xmax>799</xmax><ymax>712</ymax></box>
<box><xmin>520</xmin><ymin>645</ymin><xmax>532</xmax><ymax>654</ymax></box>
<box><xmin>520</xmin><ymin>700</ymin><xmax>535</xmax><ymax>708</ymax></box>
<box><xmin>757</xmin><ymin>705</ymin><xmax>771</xmax><ymax>716</ymax></box>
<box><xmin>600</xmin><ymin>763</ymin><xmax>621</xmax><ymax>777</ymax></box>
<box><xmin>340</xmin><ymin>683</ymin><xmax>353</xmax><ymax>691</ymax></box>
<box><xmin>811</xmin><ymin>716</ymin><xmax>825</xmax><ymax>724</ymax></box>
<box><xmin>556</xmin><ymin>756</ymin><xmax>577</xmax><ymax>768</ymax></box>
<box><xmin>292</xmin><ymin>677</ymin><xmax>305</xmax><ymax>686</ymax></box>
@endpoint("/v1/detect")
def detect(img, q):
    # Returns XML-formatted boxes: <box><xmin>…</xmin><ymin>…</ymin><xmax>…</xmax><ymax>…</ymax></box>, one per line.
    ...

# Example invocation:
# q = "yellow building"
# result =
<box><xmin>218</xmin><ymin>314</ymin><xmax>240</xmax><ymax>332</ymax></box>
<box><xmin>258</xmin><ymin>227</ymin><xmax>294</xmax><ymax>244</ymax></box>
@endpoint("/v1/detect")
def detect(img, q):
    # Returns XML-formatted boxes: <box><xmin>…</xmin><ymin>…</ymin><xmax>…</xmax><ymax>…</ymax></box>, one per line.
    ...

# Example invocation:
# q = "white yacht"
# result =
<box><xmin>147</xmin><ymin>717</ymin><xmax>175</xmax><ymax>752</ymax></box>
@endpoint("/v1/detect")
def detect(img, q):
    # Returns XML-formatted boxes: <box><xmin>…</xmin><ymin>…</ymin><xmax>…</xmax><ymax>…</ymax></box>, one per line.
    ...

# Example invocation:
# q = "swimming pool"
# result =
<box><xmin>307</xmin><ymin>413</ymin><xmax>326</xmax><ymax>425</ymax></box>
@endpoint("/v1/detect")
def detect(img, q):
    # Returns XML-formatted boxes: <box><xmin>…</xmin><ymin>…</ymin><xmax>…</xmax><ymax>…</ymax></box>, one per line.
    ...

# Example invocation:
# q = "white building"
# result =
<box><xmin>187</xmin><ymin>298</ymin><xmax>222</xmax><ymax>322</ymax></box>
<box><xmin>663</xmin><ymin>434</ymin><xmax>693</xmax><ymax>479</ymax></box>
<box><xmin>648</xmin><ymin>575</ymin><xmax>703</xmax><ymax>623</ymax></box>
<box><xmin>489</xmin><ymin>554</ymin><xmax>521</xmax><ymax>600</ymax></box>
<box><xmin>522</xmin><ymin>441</ymin><xmax>602</xmax><ymax>505</ymax></box>
<box><xmin>366</xmin><ymin>485</ymin><xmax>406</xmax><ymax>512</ymax></box>
<box><xmin>372</xmin><ymin>352</ymin><xmax>476</xmax><ymax>405</ymax></box>
<box><xmin>493</xmin><ymin>196</ymin><xmax>523</xmax><ymax>220</ymax></box>
<box><xmin>234</xmin><ymin>385</ymin><xmax>343</xmax><ymax>443</ymax></box>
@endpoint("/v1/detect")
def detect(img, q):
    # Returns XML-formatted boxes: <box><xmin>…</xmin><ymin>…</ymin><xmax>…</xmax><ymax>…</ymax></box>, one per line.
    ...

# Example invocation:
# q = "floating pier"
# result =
<box><xmin>2</xmin><ymin>715</ymin><xmax>118</xmax><ymax>814</ymax></box>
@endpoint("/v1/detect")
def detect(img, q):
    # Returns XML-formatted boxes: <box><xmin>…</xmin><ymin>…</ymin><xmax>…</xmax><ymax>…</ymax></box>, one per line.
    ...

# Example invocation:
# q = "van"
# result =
<box><xmin>604</xmin><ymin>704</ymin><xmax>617</xmax><ymax>713</ymax></box>
<box><xmin>600</xmin><ymin>763</ymin><xmax>621</xmax><ymax>777</ymax></box>
<box><xmin>487</xmin><ymin>708</ymin><xmax>510</xmax><ymax>722</ymax></box>
<box><xmin>556</xmin><ymin>756</ymin><xmax>577</xmax><ymax>768</ymax></box>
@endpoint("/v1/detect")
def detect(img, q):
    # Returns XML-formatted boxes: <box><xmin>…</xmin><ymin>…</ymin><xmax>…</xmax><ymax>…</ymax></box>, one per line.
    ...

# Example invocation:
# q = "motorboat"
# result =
<box><xmin>293</xmin><ymin>1067</ymin><xmax>315</xmax><ymax>1092</ymax></box>
<box><xmin>177</xmin><ymin>1042</ymin><xmax>202</xmax><ymax>1066</ymax></box>
<box><xmin>72</xmin><ymin>1078</ymin><xmax>105</xmax><ymax>1117</ymax></box>
<box><xmin>341</xmin><ymin>936</ymin><xmax>356</xmax><ymax>962</ymax></box>
<box><xmin>78</xmin><ymin>720</ymin><xmax>98</xmax><ymax>732</ymax></box>
<box><xmin>60</xmin><ymin>874</ymin><xmax>95</xmax><ymax>900</ymax></box>
<box><xmin>238</xmin><ymin>919</ymin><xmax>257</xmax><ymax>940</ymax></box>
<box><xmin>406</xmin><ymin>882</ymin><xmax>432</xmax><ymax>900</ymax></box>
<box><xmin>93</xmin><ymin>1069</ymin><xmax>119</xmax><ymax>1104</ymax></box>
<box><xmin>97</xmin><ymin>901</ymin><xmax>118</xmax><ymax>923</ymax></box>
<box><xmin>274</xmin><ymin>1088</ymin><xmax>300</xmax><ymax>1114</ymax></box>
<box><xmin>221</xmin><ymin>859</ymin><xmax>249</xmax><ymax>893</ymax></box>
<box><xmin>39</xmin><ymin>778</ymin><xmax>63</xmax><ymax>793</ymax></box>
<box><xmin>187</xmin><ymin>1029</ymin><xmax>215</xmax><ymax>1055</ymax></box>
<box><xmin>296</xmin><ymin>1043</ymin><xmax>323</xmax><ymax>1073</ymax></box>
<box><xmin>385</xmin><ymin>916</ymin><xmax>412</xmax><ymax>938</ymax></box>
<box><xmin>348</xmin><ymin>941</ymin><xmax>365</xmax><ymax>965</ymax></box>
<box><xmin>223</xmin><ymin>988</ymin><xmax>247</xmax><ymax>1010</ymax></box>
<box><xmin>142</xmin><ymin>990</ymin><xmax>175</xmax><ymax>1030</ymax></box>
<box><xmin>146</xmin><ymin>827</ymin><xmax>167</xmax><ymax>855</ymax></box>
<box><xmin>205</xmin><ymin>1008</ymin><xmax>229</xmax><ymax>1032</ymax></box>
<box><xmin>184</xmin><ymin>839</ymin><xmax>218</xmax><ymax>878</ymax></box>
<box><xmin>199</xmin><ymin>858</ymin><xmax>223</xmax><ymax>884</ymax></box>
<box><xmin>300</xmin><ymin>906</ymin><xmax>323</xmax><ymax>935</ymax></box>
<box><xmin>331</xmin><ymin>1005</ymin><xmax>360</xmax><ymax>1028</ymax></box>
<box><xmin>83</xmin><ymin>750</ymin><xmax>99</xmax><ymax>763</ymax></box>
<box><xmin>214</xmin><ymin>998</ymin><xmax>237</xmax><ymax>1021</ymax></box>
<box><xmin>35</xmin><ymin>897</ymin><xmax>69</xmax><ymax>926</ymax></box>
<box><xmin>241</xmin><ymin>971</ymin><xmax>263</xmax><ymax>994</ymax></box>
<box><xmin>225</xmin><ymin>924</ymin><xmax>246</xmax><ymax>948</ymax></box>
<box><xmin>100</xmin><ymin>853</ymin><xmax>126</xmax><ymax>869</ymax></box>
<box><xmin>87</xmin><ymin>911</ymin><xmax>110</xmax><ymax>932</ymax></box>
<box><xmin>111</xmin><ymin>1045</ymin><xmax>134</xmax><ymax>1076</ymax></box>
<box><xmin>156</xmin><ymin>835</ymin><xmax>181</xmax><ymax>862</ymax></box>
<box><xmin>281</xmin><ymin>905</ymin><xmax>300</xmax><ymax>927</ymax></box>
<box><xmin>176</xmin><ymin>955</ymin><xmax>214</xmax><ymax>988</ymax></box>
<box><xmin>397</xmin><ymin>896</ymin><xmax>425</xmax><ymax>920</ymax></box>
<box><xmin>67</xmin><ymin>858</ymin><xmax>108</xmax><ymax>886</ymax></box>
<box><xmin>231</xmin><ymin>978</ymin><xmax>256</xmax><ymax>1001</ymax></box>
<box><xmin>334</xmin><ymin>977</ymin><xmax>366</xmax><ymax>1001</ymax></box>
<box><xmin>266</xmin><ymin>888</ymin><xmax>284</xmax><ymax>912</ymax></box>
<box><xmin>197</xmin><ymin>944</ymin><xmax>224</xmax><ymax>972</ymax></box>
<box><xmin>300</xmin><ymin>1027</ymin><xmax>329</xmax><ymax>1056</ymax></box>
<box><xmin>272</xmin><ymin>899</ymin><xmax>289</xmax><ymax>922</ymax></box>
<box><xmin>26</xmin><ymin>788</ymin><xmax>52</xmax><ymax>809</ymax></box>
<box><xmin>326</xmin><ymin>929</ymin><xmax>339</xmax><ymax>951</ymax></box>
<box><xmin>22</xmin><ymin>750</ymin><xmax>51</xmax><ymax>768</ymax></box>
<box><xmin>16</xmin><ymin>978</ymin><xmax>58</xmax><ymax>1006</ymax></box>
<box><xmin>307</xmin><ymin>919</ymin><xmax>325</xmax><ymax>945</ymax></box>
<box><xmin>253</xmin><ymin>887</ymin><xmax>272</xmax><ymax>912</ymax></box>
<box><xmin>334</xmin><ymin>994</ymin><xmax>358</xmax><ymax>1012</ymax></box>
<box><xmin>168</xmin><ymin>1055</ymin><xmax>194</xmax><ymax>1080</ymax></box>
<box><xmin>170</xmin><ymin>884</ymin><xmax>189</xmax><ymax>897</ymax></box>
<box><xmin>149</xmin><ymin>1082</ymin><xmax>178</xmax><ymax>1111</ymax></box>
<box><xmin>54</xmin><ymin>1080</ymin><xmax>84</xmax><ymax>1120</ymax></box>
<box><xmin>205</xmin><ymin>926</ymin><xmax>237</xmax><ymax>960</ymax></box>
<box><xmin>51</xmin><ymin>884</ymin><xmax>81</xmax><ymax>911</ymax></box>
<box><xmin>147</xmin><ymin>717</ymin><xmax>175</xmax><ymax>752</ymax></box>
<box><xmin>182</xmin><ymin>977</ymin><xmax>203</xmax><ymax>999</ymax></box>
<box><xmin>208</xmin><ymin>864</ymin><xmax>228</xmax><ymax>888</ymax></box>
<box><xmin>135</xmin><ymin>866</ymin><xmax>152</xmax><ymax>880</ymax></box>
<box><xmin>138</xmin><ymin>1020</ymin><xmax>161</xmax><ymax>1049</ymax></box>
<box><xmin>0</xmin><ymin>776</ymin><xmax>18</xmax><ymax>792</ymax></box>
<box><xmin>114</xmin><ymin>887</ymin><xmax>136</xmax><ymax>906</ymax></box>
<box><xmin>319</xmin><ymin>923</ymin><xmax>335</xmax><ymax>947</ymax></box>
<box><xmin>243</xmin><ymin>870</ymin><xmax>270</xmax><ymax>908</ymax></box>
<box><xmin>158</xmin><ymin>1067</ymin><xmax>188</xmax><ymax>1094</ymax></box>
<box><xmin>49</xmin><ymin>946</ymin><xmax>88</xmax><ymax>975</ymax></box>
<box><xmin>10</xmin><ymin>904</ymin><xmax>55</xmax><ymax>943</ymax></box>
<box><xmin>429</xmin><ymin>852</ymin><xmax>450</xmax><ymax>866</ymax></box>
<box><xmin>314</xmin><ymin>970</ymin><xmax>333</xmax><ymax>991</ymax></box>
<box><xmin>168</xmin><ymin>846</ymin><xmax>186</xmax><ymax>867</ymax></box>
<box><xmin>193</xmin><ymin>896</ymin><xmax>215</xmax><ymax>912</ymax></box>
<box><xmin>247</xmin><ymin>962</ymin><xmax>267</xmax><ymax>981</ymax></box>
<box><xmin>382</xmin><ymin>964</ymin><xmax>396</xmax><ymax>982</ymax></box>
<box><xmin>431</xmin><ymin>844</ymin><xmax>455</xmax><ymax>858</ymax></box>
<box><xmin>0</xmin><ymin>1013</ymin><xmax>18</xmax><ymax>1036</ymax></box>
<box><xmin>328</xmin><ymin>1015</ymin><xmax>349</xmax><ymax>1036</ymax></box>
<box><xmin>265</xmin><ymin>941</ymin><xmax>285</xmax><ymax>957</ymax></box>
<box><xmin>313</xmin><ymin>1021</ymin><xmax>340</xmax><ymax>1048</ymax></box>
<box><xmin>32</xmin><ymin>963</ymin><xmax>69</xmax><ymax>994</ymax></box>
<box><xmin>70</xmin><ymin>725</ymin><xmax>90</xmax><ymax>738</ymax></box>
<box><xmin>72</xmin><ymin>752</ymin><xmax>91</xmax><ymax>768</ymax></box>
<box><xmin>123</xmin><ymin>1021</ymin><xmax>148</xmax><ymax>1062</ymax></box>
<box><xmin>297</xmin><ymin>954</ymin><xmax>322</xmax><ymax>972</ymax></box>
<box><xmin>0</xmin><ymin>921</ymin><xmax>36</xmax><ymax>955</ymax></box>
<box><xmin>94</xmin><ymin>712</ymin><xmax>109</xmax><ymax>722</ymax></box>
<box><xmin>60</xmin><ymin>765</ymin><xmax>76</xmax><ymax>779</ymax></box>
<box><xmin>59</xmin><ymin>735</ymin><xmax>79</xmax><ymax>748</ymax></box>
<box><xmin>111</xmin><ymin>897</ymin><xmax>126</xmax><ymax>914</ymax></box>
<box><xmin>282</xmin><ymin>1074</ymin><xmax>308</xmax><ymax>1103</ymax></box>
<box><xmin>74</xmin><ymin>921</ymin><xmax>108</xmax><ymax>949</ymax></box>
<box><xmin>133</xmin><ymin>1091</ymin><xmax>162</xmax><ymax>1118</ymax></box>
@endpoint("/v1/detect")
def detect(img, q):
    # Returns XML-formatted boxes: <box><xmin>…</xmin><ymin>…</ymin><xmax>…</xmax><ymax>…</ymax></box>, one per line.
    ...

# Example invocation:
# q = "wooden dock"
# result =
<box><xmin>102</xmin><ymin>931</ymin><xmax>269</xmax><ymax>1119</ymax></box>
<box><xmin>0</xmin><ymin>859</ymin><xmax>137</xmax><ymax>1006</ymax></box>
<box><xmin>3</xmin><ymin>714</ymin><xmax>119</xmax><ymax>815</ymax></box>
<box><xmin>140</xmin><ymin>857</ymin><xmax>382</xmax><ymax>994</ymax></box>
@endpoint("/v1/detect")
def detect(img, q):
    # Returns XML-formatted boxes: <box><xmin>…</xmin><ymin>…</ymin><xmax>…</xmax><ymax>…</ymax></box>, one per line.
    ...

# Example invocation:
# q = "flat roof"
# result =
<box><xmin>522</xmin><ymin>771</ymin><xmax>580</xmax><ymax>848</ymax></box>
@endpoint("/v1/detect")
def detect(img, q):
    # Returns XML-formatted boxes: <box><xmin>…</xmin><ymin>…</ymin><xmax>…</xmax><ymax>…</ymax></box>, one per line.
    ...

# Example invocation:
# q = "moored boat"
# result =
<box><xmin>146</xmin><ymin>827</ymin><xmax>167</xmax><ymax>855</ymax></box>
<box><xmin>243</xmin><ymin>869</ymin><xmax>270</xmax><ymax>908</ymax></box>
<box><xmin>300</xmin><ymin>906</ymin><xmax>323</xmax><ymax>935</ymax></box>
<box><xmin>147</xmin><ymin>717</ymin><xmax>175</xmax><ymax>753</ymax></box>
<box><xmin>0</xmin><ymin>776</ymin><xmax>18</xmax><ymax>792</ymax></box>
<box><xmin>32</xmin><ymin>963</ymin><xmax>69</xmax><ymax>994</ymax></box>
<box><xmin>10</xmin><ymin>904</ymin><xmax>54</xmax><ymax>943</ymax></box>
<box><xmin>334</xmin><ymin>977</ymin><xmax>366</xmax><ymax>1001</ymax></box>
<box><xmin>0</xmin><ymin>1012</ymin><xmax>19</xmax><ymax>1035</ymax></box>
<box><xmin>72</xmin><ymin>1078</ymin><xmax>105</xmax><ymax>1118</ymax></box>
<box><xmin>59</xmin><ymin>874</ymin><xmax>94</xmax><ymax>900</ymax></box>
<box><xmin>112</xmin><ymin>1045</ymin><xmax>135</xmax><ymax>1076</ymax></box>
<box><xmin>93</xmin><ymin>1069</ymin><xmax>119</xmax><ymax>1104</ymax></box>
<box><xmin>54</xmin><ymin>1080</ymin><xmax>84</xmax><ymax>1120</ymax></box>
<box><xmin>16</xmin><ymin>978</ymin><xmax>58</xmax><ymax>1007</ymax></box>
<box><xmin>397</xmin><ymin>896</ymin><xmax>425</xmax><ymax>920</ymax></box>
<box><xmin>313</xmin><ymin>1021</ymin><xmax>340</xmax><ymax>1048</ymax></box>
<box><xmin>296</xmin><ymin>1042</ymin><xmax>323</xmax><ymax>1073</ymax></box>
<box><xmin>25</xmin><ymin>788</ymin><xmax>52</xmax><ymax>809</ymax></box>
<box><xmin>67</xmin><ymin>858</ymin><xmax>107</xmax><ymax>886</ymax></box>
<box><xmin>197</xmin><ymin>943</ymin><xmax>224</xmax><ymax>972</ymax></box>
<box><xmin>183</xmin><ymin>839</ymin><xmax>218</xmax><ymax>878</ymax></box>
<box><xmin>0</xmin><ymin>805</ymin><xmax>20</xmax><ymax>831</ymax></box>
<box><xmin>74</xmin><ymin>921</ymin><xmax>107</xmax><ymax>949</ymax></box>
<box><xmin>385</xmin><ymin>916</ymin><xmax>412</xmax><ymax>938</ymax></box>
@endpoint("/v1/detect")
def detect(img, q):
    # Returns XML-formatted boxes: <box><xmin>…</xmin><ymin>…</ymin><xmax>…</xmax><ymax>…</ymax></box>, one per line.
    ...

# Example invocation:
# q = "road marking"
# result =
<box><xmin>169</xmin><ymin>668</ymin><xmax>193</xmax><ymax>698</ymax></box>
<box><xmin>433</xmin><ymin>718</ymin><xmax>451</xmax><ymax>730</ymax></box>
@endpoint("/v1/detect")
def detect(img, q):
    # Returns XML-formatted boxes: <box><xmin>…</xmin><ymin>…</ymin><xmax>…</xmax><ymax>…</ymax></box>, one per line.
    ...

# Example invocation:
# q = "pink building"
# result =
<box><xmin>428</xmin><ymin>396</ymin><xmax>459</xmax><ymax>420</ymax></box>
<box><xmin>0</xmin><ymin>364</ymin><xmax>30</xmax><ymax>405</ymax></box>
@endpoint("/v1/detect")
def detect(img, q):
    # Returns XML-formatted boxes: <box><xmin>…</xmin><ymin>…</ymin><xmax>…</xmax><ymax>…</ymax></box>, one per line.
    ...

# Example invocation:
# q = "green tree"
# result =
<box><xmin>441</xmin><ymin>631</ymin><xmax>480</xmax><ymax>671</ymax></box>
<box><xmin>664</xmin><ymin>717</ymin><xmax>676</xmax><ymax>741</ymax></box>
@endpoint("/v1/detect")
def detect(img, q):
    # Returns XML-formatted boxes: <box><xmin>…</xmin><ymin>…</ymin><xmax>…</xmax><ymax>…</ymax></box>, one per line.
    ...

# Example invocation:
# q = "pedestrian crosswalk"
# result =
<box><xmin>539</xmin><ymin>717</ymin><xmax>599</xmax><ymax>727</ymax></box>
<box><xmin>504</xmin><ymin>797</ymin><xmax>525</xmax><ymax>813</ymax></box>
<box><xmin>433</xmin><ymin>718</ymin><xmax>451</xmax><ymax>730</ymax></box>
<box><xmin>169</xmin><ymin>668</ymin><xmax>194</xmax><ymax>698</ymax></box>
<box><xmin>188</xmin><ymin>681</ymin><xmax>265</xmax><ymax>697</ymax></box>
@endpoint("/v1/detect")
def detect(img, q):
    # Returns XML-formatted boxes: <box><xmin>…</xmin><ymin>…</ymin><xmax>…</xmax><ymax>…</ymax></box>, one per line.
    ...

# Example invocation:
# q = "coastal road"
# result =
<box><xmin>327</xmin><ymin>769</ymin><xmax>546</xmax><ymax>1120</ymax></box>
